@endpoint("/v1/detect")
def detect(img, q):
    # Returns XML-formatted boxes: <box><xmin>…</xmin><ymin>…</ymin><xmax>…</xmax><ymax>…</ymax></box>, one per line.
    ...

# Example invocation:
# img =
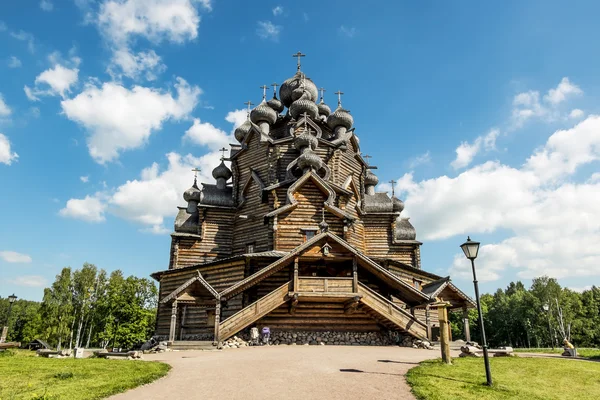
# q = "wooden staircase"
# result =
<box><xmin>218</xmin><ymin>281</ymin><xmax>293</xmax><ymax>341</ymax></box>
<box><xmin>357</xmin><ymin>282</ymin><xmax>428</xmax><ymax>339</ymax></box>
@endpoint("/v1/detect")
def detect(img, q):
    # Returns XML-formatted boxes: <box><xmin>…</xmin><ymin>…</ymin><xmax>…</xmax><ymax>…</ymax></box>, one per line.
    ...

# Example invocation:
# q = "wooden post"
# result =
<box><xmin>352</xmin><ymin>257</ymin><xmax>358</xmax><ymax>293</ymax></box>
<box><xmin>168</xmin><ymin>300</ymin><xmax>178</xmax><ymax>344</ymax></box>
<box><xmin>293</xmin><ymin>257</ymin><xmax>299</xmax><ymax>292</ymax></box>
<box><xmin>463</xmin><ymin>306</ymin><xmax>471</xmax><ymax>342</ymax></box>
<box><xmin>213</xmin><ymin>301</ymin><xmax>221</xmax><ymax>345</ymax></box>
<box><xmin>437</xmin><ymin>301</ymin><xmax>452</xmax><ymax>364</ymax></box>
<box><xmin>425</xmin><ymin>305</ymin><xmax>432</xmax><ymax>340</ymax></box>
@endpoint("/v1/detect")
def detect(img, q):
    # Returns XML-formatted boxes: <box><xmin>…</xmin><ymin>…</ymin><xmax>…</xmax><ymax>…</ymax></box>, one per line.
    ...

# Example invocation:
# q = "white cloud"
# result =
<box><xmin>409</xmin><ymin>151</ymin><xmax>431</xmax><ymax>169</ymax></box>
<box><xmin>9</xmin><ymin>275</ymin><xmax>48</xmax><ymax>287</ymax></box>
<box><xmin>256</xmin><ymin>21</ymin><xmax>281</xmax><ymax>41</ymax></box>
<box><xmin>61</xmin><ymin>77</ymin><xmax>201</xmax><ymax>163</ymax></box>
<box><xmin>569</xmin><ymin>109</ymin><xmax>584</xmax><ymax>119</ymax></box>
<box><xmin>33</xmin><ymin>64</ymin><xmax>79</xmax><ymax>98</ymax></box>
<box><xmin>570</xmin><ymin>285</ymin><xmax>592</xmax><ymax>293</ymax></box>
<box><xmin>0</xmin><ymin>94</ymin><xmax>11</xmax><ymax>117</ymax></box>
<box><xmin>8</xmin><ymin>56</ymin><xmax>21</xmax><ymax>68</ymax></box>
<box><xmin>0</xmin><ymin>251</ymin><xmax>32</xmax><ymax>263</ymax></box>
<box><xmin>451</xmin><ymin>129</ymin><xmax>499</xmax><ymax>169</ymax></box>
<box><xmin>512</xmin><ymin>77</ymin><xmax>583</xmax><ymax>127</ymax></box>
<box><xmin>225</xmin><ymin>109</ymin><xmax>247</xmax><ymax>128</ymax></box>
<box><xmin>40</xmin><ymin>0</ymin><xmax>53</xmax><ymax>11</ymax></box>
<box><xmin>108</xmin><ymin>48</ymin><xmax>166</xmax><ymax>81</ymax></box>
<box><xmin>0</xmin><ymin>133</ymin><xmax>19</xmax><ymax>165</ymax></box>
<box><xmin>395</xmin><ymin>115</ymin><xmax>600</xmax><ymax>282</ymax></box>
<box><xmin>183</xmin><ymin>119</ymin><xmax>233</xmax><ymax>150</ymax></box>
<box><xmin>59</xmin><ymin>194</ymin><xmax>107</xmax><ymax>222</ymax></box>
<box><xmin>544</xmin><ymin>77</ymin><xmax>582</xmax><ymax>105</ymax></box>
<box><xmin>339</xmin><ymin>25</ymin><xmax>357</xmax><ymax>38</ymax></box>
<box><xmin>272</xmin><ymin>6</ymin><xmax>283</xmax><ymax>16</ymax></box>
<box><xmin>9</xmin><ymin>30</ymin><xmax>35</xmax><ymax>53</ymax></box>
<box><xmin>80</xmin><ymin>175</ymin><xmax>89</xmax><ymax>183</ymax></box>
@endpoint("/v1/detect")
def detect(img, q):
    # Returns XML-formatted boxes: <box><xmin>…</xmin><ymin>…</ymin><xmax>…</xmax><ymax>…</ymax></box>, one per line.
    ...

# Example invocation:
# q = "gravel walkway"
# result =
<box><xmin>109</xmin><ymin>345</ymin><xmax>443</xmax><ymax>400</ymax></box>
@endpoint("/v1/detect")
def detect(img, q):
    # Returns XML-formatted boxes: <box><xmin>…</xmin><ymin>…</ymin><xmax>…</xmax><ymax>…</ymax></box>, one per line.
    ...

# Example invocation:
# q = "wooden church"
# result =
<box><xmin>151</xmin><ymin>54</ymin><xmax>474</xmax><ymax>345</ymax></box>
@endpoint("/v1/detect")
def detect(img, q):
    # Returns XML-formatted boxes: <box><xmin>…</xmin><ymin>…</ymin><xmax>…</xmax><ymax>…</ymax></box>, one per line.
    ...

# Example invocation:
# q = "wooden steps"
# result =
<box><xmin>169</xmin><ymin>341</ymin><xmax>217</xmax><ymax>351</ymax></box>
<box><xmin>357</xmin><ymin>282</ymin><xmax>428</xmax><ymax>339</ymax></box>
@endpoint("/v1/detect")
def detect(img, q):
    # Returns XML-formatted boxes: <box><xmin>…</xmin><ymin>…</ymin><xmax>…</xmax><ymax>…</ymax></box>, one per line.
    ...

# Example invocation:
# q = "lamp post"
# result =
<box><xmin>543</xmin><ymin>304</ymin><xmax>553</xmax><ymax>349</ymax></box>
<box><xmin>1</xmin><ymin>294</ymin><xmax>18</xmax><ymax>343</ymax></box>
<box><xmin>460</xmin><ymin>237</ymin><xmax>492</xmax><ymax>386</ymax></box>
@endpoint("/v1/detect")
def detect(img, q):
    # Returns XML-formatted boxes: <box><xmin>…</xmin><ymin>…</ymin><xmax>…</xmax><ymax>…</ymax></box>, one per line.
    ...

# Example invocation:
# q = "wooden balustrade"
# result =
<box><xmin>297</xmin><ymin>277</ymin><xmax>354</xmax><ymax>294</ymax></box>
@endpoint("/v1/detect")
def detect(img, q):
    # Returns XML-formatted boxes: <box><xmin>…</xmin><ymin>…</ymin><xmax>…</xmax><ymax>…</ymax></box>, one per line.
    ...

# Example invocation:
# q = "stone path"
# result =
<box><xmin>109</xmin><ymin>345</ymin><xmax>444</xmax><ymax>400</ymax></box>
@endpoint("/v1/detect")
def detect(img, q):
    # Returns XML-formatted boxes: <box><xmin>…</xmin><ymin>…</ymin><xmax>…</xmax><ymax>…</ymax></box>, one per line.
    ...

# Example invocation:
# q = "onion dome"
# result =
<box><xmin>250</xmin><ymin>101</ymin><xmax>277</xmax><ymax>125</ymax></box>
<box><xmin>294</xmin><ymin>132</ymin><xmax>318</xmax><ymax>150</ymax></box>
<box><xmin>212</xmin><ymin>161</ymin><xmax>232</xmax><ymax>181</ymax></box>
<box><xmin>364</xmin><ymin>169</ymin><xmax>379</xmax><ymax>187</ymax></box>
<box><xmin>267</xmin><ymin>95</ymin><xmax>284</xmax><ymax>113</ymax></box>
<box><xmin>234</xmin><ymin>119</ymin><xmax>252</xmax><ymax>142</ymax></box>
<box><xmin>183</xmin><ymin>181</ymin><xmax>201</xmax><ymax>203</ymax></box>
<box><xmin>289</xmin><ymin>98</ymin><xmax>319</xmax><ymax>119</ymax></box>
<box><xmin>318</xmin><ymin>99</ymin><xmax>331</xmax><ymax>117</ymax></box>
<box><xmin>392</xmin><ymin>196</ymin><xmax>405</xmax><ymax>213</ymax></box>
<box><xmin>297</xmin><ymin>149</ymin><xmax>322</xmax><ymax>171</ymax></box>
<box><xmin>327</xmin><ymin>106</ymin><xmax>354</xmax><ymax>130</ymax></box>
<box><xmin>279</xmin><ymin>71</ymin><xmax>318</xmax><ymax>107</ymax></box>
<box><xmin>395</xmin><ymin>217</ymin><xmax>417</xmax><ymax>240</ymax></box>
<box><xmin>319</xmin><ymin>218</ymin><xmax>329</xmax><ymax>233</ymax></box>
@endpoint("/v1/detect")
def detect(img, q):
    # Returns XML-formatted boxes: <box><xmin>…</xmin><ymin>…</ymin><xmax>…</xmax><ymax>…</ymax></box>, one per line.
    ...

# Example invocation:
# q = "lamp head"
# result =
<box><xmin>8</xmin><ymin>294</ymin><xmax>17</xmax><ymax>304</ymax></box>
<box><xmin>460</xmin><ymin>236</ymin><xmax>480</xmax><ymax>260</ymax></box>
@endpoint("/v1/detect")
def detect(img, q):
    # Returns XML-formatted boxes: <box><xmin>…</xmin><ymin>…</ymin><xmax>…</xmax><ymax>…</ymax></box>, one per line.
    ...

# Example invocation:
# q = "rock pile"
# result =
<box><xmin>221</xmin><ymin>336</ymin><xmax>249</xmax><ymax>349</ymax></box>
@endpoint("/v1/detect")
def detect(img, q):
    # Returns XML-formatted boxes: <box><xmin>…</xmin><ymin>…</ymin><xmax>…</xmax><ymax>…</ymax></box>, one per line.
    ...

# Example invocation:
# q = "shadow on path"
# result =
<box><xmin>378</xmin><ymin>359</ymin><xmax>421</xmax><ymax>365</ymax></box>
<box><xmin>339</xmin><ymin>368</ymin><xmax>404</xmax><ymax>377</ymax></box>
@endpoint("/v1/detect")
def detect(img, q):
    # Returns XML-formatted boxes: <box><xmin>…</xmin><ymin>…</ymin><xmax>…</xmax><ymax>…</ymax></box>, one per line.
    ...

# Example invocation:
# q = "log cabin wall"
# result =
<box><xmin>169</xmin><ymin>208</ymin><xmax>234</xmax><ymax>269</ymax></box>
<box><xmin>232</xmin><ymin>178</ymin><xmax>272</xmax><ymax>254</ymax></box>
<box><xmin>275</xmin><ymin>180</ymin><xmax>344</xmax><ymax>252</ymax></box>
<box><xmin>363</xmin><ymin>215</ymin><xmax>420</xmax><ymax>268</ymax></box>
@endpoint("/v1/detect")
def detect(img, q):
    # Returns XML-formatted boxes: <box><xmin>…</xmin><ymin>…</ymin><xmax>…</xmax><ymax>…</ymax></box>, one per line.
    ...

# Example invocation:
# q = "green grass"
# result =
<box><xmin>407</xmin><ymin>356</ymin><xmax>600</xmax><ymax>400</ymax></box>
<box><xmin>0</xmin><ymin>349</ymin><xmax>170</xmax><ymax>400</ymax></box>
<box><xmin>513</xmin><ymin>347</ymin><xmax>600</xmax><ymax>359</ymax></box>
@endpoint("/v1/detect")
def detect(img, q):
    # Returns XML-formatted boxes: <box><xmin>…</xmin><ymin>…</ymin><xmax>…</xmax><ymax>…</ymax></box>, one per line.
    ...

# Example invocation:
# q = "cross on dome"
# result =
<box><xmin>259</xmin><ymin>85</ymin><xmax>268</xmax><ymax>100</ymax></box>
<box><xmin>362</xmin><ymin>154</ymin><xmax>372</xmax><ymax>165</ymax></box>
<box><xmin>292</xmin><ymin>51</ymin><xmax>306</xmax><ymax>71</ymax></box>
<box><xmin>219</xmin><ymin>147</ymin><xmax>228</xmax><ymax>161</ymax></box>
<box><xmin>335</xmin><ymin>90</ymin><xmax>344</xmax><ymax>107</ymax></box>
<box><xmin>244</xmin><ymin>100</ymin><xmax>254</xmax><ymax>117</ymax></box>
<box><xmin>319</xmin><ymin>87</ymin><xmax>326</xmax><ymax>101</ymax></box>
<box><xmin>191</xmin><ymin>167</ymin><xmax>201</xmax><ymax>185</ymax></box>
<box><xmin>389</xmin><ymin>179</ymin><xmax>397</xmax><ymax>197</ymax></box>
<box><xmin>271</xmin><ymin>82</ymin><xmax>279</xmax><ymax>95</ymax></box>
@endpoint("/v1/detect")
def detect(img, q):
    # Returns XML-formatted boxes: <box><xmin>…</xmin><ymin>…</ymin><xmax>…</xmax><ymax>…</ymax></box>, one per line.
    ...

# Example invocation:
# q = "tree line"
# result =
<box><xmin>0</xmin><ymin>263</ymin><xmax>157</xmax><ymax>349</ymax></box>
<box><xmin>450</xmin><ymin>276</ymin><xmax>600</xmax><ymax>348</ymax></box>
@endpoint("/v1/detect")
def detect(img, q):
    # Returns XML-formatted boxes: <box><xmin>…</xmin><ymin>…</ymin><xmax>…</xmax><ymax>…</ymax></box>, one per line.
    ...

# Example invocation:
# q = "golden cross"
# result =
<box><xmin>335</xmin><ymin>90</ymin><xmax>344</xmax><ymax>107</ymax></box>
<box><xmin>389</xmin><ymin>179</ymin><xmax>396</xmax><ymax>197</ymax></box>
<box><xmin>292</xmin><ymin>51</ymin><xmax>306</xmax><ymax>71</ymax></box>
<box><xmin>219</xmin><ymin>147</ymin><xmax>228</xmax><ymax>161</ymax></box>
<box><xmin>259</xmin><ymin>85</ymin><xmax>268</xmax><ymax>100</ymax></box>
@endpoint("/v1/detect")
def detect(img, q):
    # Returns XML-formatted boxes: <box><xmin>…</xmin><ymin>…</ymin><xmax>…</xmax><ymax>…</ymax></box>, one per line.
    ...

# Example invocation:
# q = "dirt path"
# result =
<box><xmin>109</xmin><ymin>346</ymin><xmax>442</xmax><ymax>400</ymax></box>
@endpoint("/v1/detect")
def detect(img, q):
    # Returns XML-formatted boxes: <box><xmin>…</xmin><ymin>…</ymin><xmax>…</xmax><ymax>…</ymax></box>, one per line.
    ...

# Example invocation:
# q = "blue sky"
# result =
<box><xmin>1</xmin><ymin>0</ymin><xmax>600</xmax><ymax>301</ymax></box>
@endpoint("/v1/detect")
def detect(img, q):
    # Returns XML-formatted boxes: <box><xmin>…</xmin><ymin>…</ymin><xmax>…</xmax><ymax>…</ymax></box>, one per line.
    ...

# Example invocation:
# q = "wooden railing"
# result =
<box><xmin>357</xmin><ymin>282</ymin><xmax>428</xmax><ymax>339</ymax></box>
<box><xmin>297</xmin><ymin>277</ymin><xmax>354</xmax><ymax>293</ymax></box>
<box><xmin>218</xmin><ymin>281</ymin><xmax>293</xmax><ymax>341</ymax></box>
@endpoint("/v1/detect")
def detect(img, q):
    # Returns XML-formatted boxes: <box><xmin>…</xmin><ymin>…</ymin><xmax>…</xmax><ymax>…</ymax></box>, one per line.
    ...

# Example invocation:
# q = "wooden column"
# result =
<box><xmin>352</xmin><ymin>257</ymin><xmax>358</xmax><ymax>293</ymax></box>
<box><xmin>168</xmin><ymin>300</ymin><xmax>178</xmax><ymax>344</ymax></box>
<box><xmin>463</xmin><ymin>306</ymin><xmax>471</xmax><ymax>342</ymax></box>
<box><xmin>213</xmin><ymin>301</ymin><xmax>221</xmax><ymax>345</ymax></box>
<box><xmin>425</xmin><ymin>305</ymin><xmax>432</xmax><ymax>340</ymax></box>
<box><xmin>293</xmin><ymin>257</ymin><xmax>299</xmax><ymax>292</ymax></box>
<box><xmin>437</xmin><ymin>302</ymin><xmax>451</xmax><ymax>364</ymax></box>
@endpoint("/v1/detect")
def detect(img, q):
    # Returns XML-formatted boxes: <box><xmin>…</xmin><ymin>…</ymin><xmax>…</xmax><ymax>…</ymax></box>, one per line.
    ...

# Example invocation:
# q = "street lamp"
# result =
<box><xmin>460</xmin><ymin>237</ymin><xmax>492</xmax><ymax>386</ymax></box>
<box><xmin>1</xmin><ymin>294</ymin><xmax>17</xmax><ymax>343</ymax></box>
<box><xmin>543</xmin><ymin>304</ymin><xmax>553</xmax><ymax>349</ymax></box>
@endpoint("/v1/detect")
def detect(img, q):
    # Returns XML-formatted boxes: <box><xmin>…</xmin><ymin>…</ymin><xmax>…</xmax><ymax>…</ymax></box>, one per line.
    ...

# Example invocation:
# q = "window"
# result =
<box><xmin>246</xmin><ymin>243</ymin><xmax>255</xmax><ymax>254</ymax></box>
<box><xmin>301</xmin><ymin>228</ymin><xmax>318</xmax><ymax>242</ymax></box>
<box><xmin>413</xmin><ymin>278</ymin><xmax>423</xmax><ymax>290</ymax></box>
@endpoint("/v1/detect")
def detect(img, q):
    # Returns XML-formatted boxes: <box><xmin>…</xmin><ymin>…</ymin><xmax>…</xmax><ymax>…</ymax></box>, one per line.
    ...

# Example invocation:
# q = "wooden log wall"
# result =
<box><xmin>386</xmin><ymin>264</ymin><xmax>436</xmax><ymax>286</ymax></box>
<box><xmin>257</xmin><ymin>302</ymin><xmax>382</xmax><ymax>332</ymax></box>
<box><xmin>362</xmin><ymin>215</ymin><xmax>420</xmax><ymax>268</ymax></box>
<box><xmin>276</xmin><ymin>180</ymin><xmax>344</xmax><ymax>251</ymax></box>
<box><xmin>155</xmin><ymin>259</ymin><xmax>246</xmax><ymax>337</ymax></box>
<box><xmin>170</xmin><ymin>208</ymin><xmax>234</xmax><ymax>269</ymax></box>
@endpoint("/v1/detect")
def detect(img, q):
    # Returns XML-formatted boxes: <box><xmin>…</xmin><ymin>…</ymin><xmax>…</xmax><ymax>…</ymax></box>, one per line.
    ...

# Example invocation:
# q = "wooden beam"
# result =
<box><xmin>293</xmin><ymin>257</ymin><xmax>299</xmax><ymax>292</ymax></box>
<box><xmin>425</xmin><ymin>305</ymin><xmax>432</xmax><ymax>340</ymax></box>
<box><xmin>168</xmin><ymin>300</ymin><xmax>177</xmax><ymax>344</ymax></box>
<box><xmin>352</xmin><ymin>256</ymin><xmax>358</xmax><ymax>293</ymax></box>
<box><xmin>463</xmin><ymin>306</ymin><xmax>471</xmax><ymax>342</ymax></box>
<box><xmin>213</xmin><ymin>301</ymin><xmax>221</xmax><ymax>345</ymax></box>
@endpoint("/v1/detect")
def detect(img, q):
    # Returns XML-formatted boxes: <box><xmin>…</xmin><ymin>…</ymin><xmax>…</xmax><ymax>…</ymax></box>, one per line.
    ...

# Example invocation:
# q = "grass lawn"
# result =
<box><xmin>407</xmin><ymin>356</ymin><xmax>600</xmax><ymax>400</ymax></box>
<box><xmin>513</xmin><ymin>347</ymin><xmax>600</xmax><ymax>359</ymax></box>
<box><xmin>0</xmin><ymin>349</ymin><xmax>170</xmax><ymax>400</ymax></box>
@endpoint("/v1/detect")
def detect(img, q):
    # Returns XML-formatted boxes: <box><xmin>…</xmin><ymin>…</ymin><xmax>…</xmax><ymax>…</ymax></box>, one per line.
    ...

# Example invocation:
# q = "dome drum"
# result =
<box><xmin>395</xmin><ymin>217</ymin><xmax>417</xmax><ymax>241</ymax></box>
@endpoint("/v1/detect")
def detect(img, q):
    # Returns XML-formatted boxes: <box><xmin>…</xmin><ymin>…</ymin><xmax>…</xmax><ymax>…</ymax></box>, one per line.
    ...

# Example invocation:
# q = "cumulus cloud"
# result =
<box><xmin>61</xmin><ymin>77</ymin><xmax>201</xmax><ymax>163</ymax></box>
<box><xmin>25</xmin><ymin>53</ymin><xmax>81</xmax><ymax>100</ymax></box>
<box><xmin>59</xmin><ymin>194</ymin><xmax>107</xmax><ymax>222</ymax></box>
<box><xmin>451</xmin><ymin>129</ymin><xmax>499</xmax><ymax>169</ymax></box>
<box><xmin>272</xmin><ymin>6</ymin><xmax>283</xmax><ymax>16</ymax></box>
<box><xmin>108</xmin><ymin>48</ymin><xmax>166</xmax><ymax>81</ymax></box>
<box><xmin>8</xmin><ymin>56</ymin><xmax>21</xmax><ymax>68</ymax></box>
<box><xmin>0</xmin><ymin>133</ymin><xmax>19</xmax><ymax>165</ymax></box>
<box><xmin>569</xmin><ymin>109</ymin><xmax>584</xmax><ymax>119</ymax></box>
<box><xmin>40</xmin><ymin>0</ymin><xmax>53</xmax><ymax>11</ymax></box>
<box><xmin>9</xmin><ymin>275</ymin><xmax>48</xmax><ymax>287</ymax></box>
<box><xmin>183</xmin><ymin>119</ymin><xmax>233</xmax><ymax>150</ymax></box>
<box><xmin>394</xmin><ymin>115</ymin><xmax>600</xmax><ymax>282</ymax></box>
<box><xmin>0</xmin><ymin>251</ymin><xmax>32</xmax><ymax>263</ymax></box>
<box><xmin>512</xmin><ymin>77</ymin><xmax>582</xmax><ymax>127</ymax></box>
<box><xmin>0</xmin><ymin>94</ymin><xmax>11</xmax><ymax>117</ymax></box>
<box><xmin>256</xmin><ymin>21</ymin><xmax>281</xmax><ymax>41</ymax></box>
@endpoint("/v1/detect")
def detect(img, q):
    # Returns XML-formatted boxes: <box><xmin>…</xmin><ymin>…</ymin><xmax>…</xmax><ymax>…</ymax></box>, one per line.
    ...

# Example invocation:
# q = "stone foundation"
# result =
<box><xmin>238</xmin><ymin>330</ymin><xmax>411</xmax><ymax>346</ymax></box>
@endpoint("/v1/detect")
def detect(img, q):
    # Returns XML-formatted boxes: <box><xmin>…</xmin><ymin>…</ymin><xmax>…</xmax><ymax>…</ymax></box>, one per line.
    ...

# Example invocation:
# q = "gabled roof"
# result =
<box><xmin>160</xmin><ymin>271</ymin><xmax>220</xmax><ymax>303</ymax></box>
<box><xmin>219</xmin><ymin>231</ymin><xmax>430</xmax><ymax>305</ymax></box>
<box><xmin>422</xmin><ymin>277</ymin><xmax>476</xmax><ymax>308</ymax></box>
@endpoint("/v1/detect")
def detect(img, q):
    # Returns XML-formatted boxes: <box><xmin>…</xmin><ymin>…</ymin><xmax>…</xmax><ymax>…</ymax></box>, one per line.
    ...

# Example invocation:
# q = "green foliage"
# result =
<box><xmin>407</xmin><ymin>357</ymin><xmax>600</xmax><ymax>400</ymax></box>
<box><xmin>2</xmin><ymin>263</ymin><xmax>158</xmax><ymax>350</ymax></box>
<box><xmin>450</xmin><ymin>277</ymin><xmax>600</xmax><ymax>349</ymax></box>
<box><xmin>0</xmin><ymin>349</ymin><xmax>170</xmax><ymax>400</ymax></box>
